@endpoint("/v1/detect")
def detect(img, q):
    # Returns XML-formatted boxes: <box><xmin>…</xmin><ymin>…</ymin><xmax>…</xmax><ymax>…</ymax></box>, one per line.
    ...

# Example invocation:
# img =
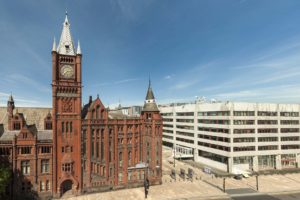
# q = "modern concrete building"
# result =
<box><xmin>160</xmin><ymin>101</ymin><xmax>300</xmax><ymax>174</ymax></box>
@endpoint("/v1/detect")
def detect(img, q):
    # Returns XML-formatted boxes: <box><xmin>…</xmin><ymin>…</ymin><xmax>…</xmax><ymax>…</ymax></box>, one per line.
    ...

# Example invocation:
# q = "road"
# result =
<box><xmin>227</xmin><ymin>192</ymin><xmax>300</xmax><ymax>200</ymax></box>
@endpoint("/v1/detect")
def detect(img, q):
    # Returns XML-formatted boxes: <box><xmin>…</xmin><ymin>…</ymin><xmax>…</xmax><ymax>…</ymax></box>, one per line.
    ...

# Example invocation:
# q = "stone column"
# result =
<box><xmin>228</xmin><ymin>157</ymin><xmax>233</xmax><ymax>173</ymax></box>
<box><xmin>252</xmin><ymin>156</ymin><xmax>259</xmax><ymax>172</ymax></box>
<box><xmin>275</xmin><ymin>155</ymin><xmax>282</xmax><ymax>170</ymax></box>
<box><xmin>296</xmin><ymin>154</ymin><xmax>300</xmax><ymax>168</ymax></box>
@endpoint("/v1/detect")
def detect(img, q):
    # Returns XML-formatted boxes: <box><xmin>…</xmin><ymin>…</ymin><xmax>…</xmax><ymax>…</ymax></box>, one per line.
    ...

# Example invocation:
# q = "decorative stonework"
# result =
<box><xmin>62</xmin><ymin>101</ymin><xmax>73</xmax><ymax>113</ymax></box>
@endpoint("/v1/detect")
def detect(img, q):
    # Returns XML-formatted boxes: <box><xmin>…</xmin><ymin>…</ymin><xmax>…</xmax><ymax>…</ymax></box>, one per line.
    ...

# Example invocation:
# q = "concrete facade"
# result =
<box><xmin>160</xmin><ymin>101</ymin><xmax>300</xmax><ymax>174</ymax></box>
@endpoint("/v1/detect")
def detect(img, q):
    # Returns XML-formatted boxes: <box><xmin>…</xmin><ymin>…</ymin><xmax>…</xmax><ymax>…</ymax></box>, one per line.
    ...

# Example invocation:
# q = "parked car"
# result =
<box><xmin>234</xmin><ymin>174</ymin><xmax>243</xmax><ymax>180</ymax></box>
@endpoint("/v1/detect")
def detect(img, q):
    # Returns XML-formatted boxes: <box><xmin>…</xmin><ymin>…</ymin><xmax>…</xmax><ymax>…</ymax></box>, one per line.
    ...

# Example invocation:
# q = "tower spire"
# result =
<box><xmin>143</xmin><ymin>80</ymin><xmax>159</xmax><ymax>112</ymax></box>
<box><xmin>77</xmin><ymin>40</ymin><xmax>82</xmax><ymax>54</ymax></box>
<box><xmin>52</xmin><ymin>37</ymin><xmax>56</xmax><ymax>52</ymax></box>
<box><xmin>57</xmin><ymin>12</ymin><xmax>75</xmax><ymax>55</ymax></box>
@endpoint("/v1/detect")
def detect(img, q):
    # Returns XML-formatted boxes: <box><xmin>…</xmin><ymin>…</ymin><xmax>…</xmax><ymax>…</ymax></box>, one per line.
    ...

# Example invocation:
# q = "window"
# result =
<box><xmin>101</xmin><ymin>131</ymin><xmax>104</xmax><ymax>160</ymax></box>
<box><xmin>118</xmin><ymin>172</ymin><xmax>123</xmax><ymax>182</ymax></box>
<box><xmin>0</xmin><ymin>148</ymin><xmax>10</xmax><ymax>155</ymax></box>
<box><xmin>258</xmin><ymin>120</ymin><xmax>277</xmax><ymax>125</ymax></box>
<box><xmin>41</xmin><ymin>159</ymin><xmax>49</xmax><ymax>173</ymax></box>
<box><xmin>198</xmin><ymin>111</ymin><xmax>230</xmax><ymax>116</ymax></box>
<box><xmin>62</xmin><ymin>122</ymin><xmax>64</xmax><ymax>133</ymax></box>
<box><xmin>176</xmin><ymin>119</ymin><xmax>194</xmax><ymax>123</ymax></box>
<box><xmin>233</xmin><ymin>129</ymin><xmax>255</xmax><ymax>134</ymax></box>
<box><xmin>66</xmin><ymin>122</ymin><xmax>69</xmax><ymax>132</ymax></box>
<box><xmin>198</xmin><ymin>127</ymin><xmax>230</xmax><ymax>134</ymax></box>
<box><xmin>233</xmin><ymin>111</ymin><xmax>255</xmax><ymax>116</ymax></box>
<box><xmin>14</xmin><ymin>122</ymin><xmax>21</xmax><ymax>130</ymax></box>
<box><xmin>258</xmin><ymin>129</ymin><xmax>278</xmax><ymax>133</ymax></box>
<box><xmin>258</xmin><ymin>145</ymin><xmax>278</xmax><ymax>151</ymax></box>
<box><xmin>119</xmin><ymin>152</ymin><xmax>123</xmax><ymax>167</ymax></box>
<box><xmin>258</xmin><ymin>137</ymin><xmax>278</xmax><ymax>142</ymax></box>
<box><xmin>258</xmin><ymin>111</ymin><xmax>277</xmax><ymax>116</ymax></box>
<box><xmin>70</xmin><ymin>122</ymin><xmax>73</xmax><ymax>133</ymax></box>
<box><xmin>198</xmin><ymin>119</ymin><xmax>230</xmax><ymax>125</ymax></box>
<box><xmin>92</xmin><ymin>130</ymin><xmax>95</xmax><ymax>157</ymax></box>
<box><xmin>62</xmin><ymin>163</ymin><xmax>72</xmax><ymax>172</ymax></box>
<box><xmin>21</xmin><ymin>160</ymin><xmax>30</xmax><ymax>175</ymax></box>
<box><xmin>40</xmin><ymin>181</ymin><xmax>45</xmax><ymax>192</ymax></box>
<box><xmin>128</xmin><ymin>151</ymin><xmax>132</xmax><ymax>166</ymax></box>
<box><xmin>20</xmin><ymin>147</ymin><xmax>31</xmax><ymax>154</ymax></box>
<box><xmin>233</xmin><ymin>146</ymin><xmax>255</xmax><ymax>152</ymax></box>
<box><xmin>281</xmin><ymin>128</ymin><xmax>299</xmax><ymax>133</ymax></box>
<box><xmin>45</xmin><ymin>122</ymin><xmax>52</xmax><ymax>130</ymax></box>
<box><xmin>280</xmin><ymin>120</ymin><xmax>299</xmax><ymax>125</ymax></box>
<box><xmin>280</xmin><ymin>112</ymin><xmax>299</xmax><ymax>117</ymax></box>
<box><xmin>234</xmin><ymin>120</ymin><xmax>255</xmax><ymax>125</ymax></box>
<box><xmin>176</xmin><ymin>112</ymin><xmax>194</xmax><ymax>116</ymax></box>
<box><xmin>46</xmin><ymin>180</ymin><xmax>50</xmax><ymax>191</ymax></box>
<box><xmin>102</xmin><ymin>166</ymin><xmax>105</xmax><ymax>176</ymax></box>
<box><xmin>41</xmin><ymin>146</ymin><xmax>51</xmax><ymax>154</ymax></box>
<box><xmin>96</xmin><ymin>106</ymin><xmax>100</xmax><ymax>119</ymax></box>
<box><xmin>233</xmin><ymin>138</ymin><xmax>255</xmax><ymax>143</ymax></box>
<box><xmin>96</xmin><ymin>130</ymin><xmax>99</xmax><ymax>158</ymax></box>
<box><xmin>109</xmin><ymin>167</ymin><xmax>113</xmax><ymax>177</ymax></box>
<box><xmin>128</xmin><ymin>171</ymin><xmax>132</xmax><ymax>181</ymax></box>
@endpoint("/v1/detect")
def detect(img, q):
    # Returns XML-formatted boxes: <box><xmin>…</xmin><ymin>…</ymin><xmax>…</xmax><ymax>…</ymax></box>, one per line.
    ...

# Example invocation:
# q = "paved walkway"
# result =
<box><xmin>63</xmin><ymin>147</ymin><xmax>300</xmax><ymax>200</ymax></box>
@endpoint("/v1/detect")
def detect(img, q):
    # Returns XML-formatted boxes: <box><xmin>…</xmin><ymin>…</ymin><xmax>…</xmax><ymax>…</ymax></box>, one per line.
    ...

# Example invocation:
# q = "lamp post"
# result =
<box><xmin>173</xmin><ymin>147</ymin><xmax>176</xmax><ymax>168</ymax></box>
<box><xmin>256</xmin><ymin>174</ymin><xmax>259</xmax><ymax>191</ymax></box>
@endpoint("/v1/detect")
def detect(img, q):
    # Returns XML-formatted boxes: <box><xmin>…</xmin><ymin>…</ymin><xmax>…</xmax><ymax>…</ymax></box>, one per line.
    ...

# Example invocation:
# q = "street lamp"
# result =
<box><xmin>256</xmin><ymin>174</ymin><xmax>259</xmax><ymax>191</ymax></box>
<box><xmin>173</xmin><ymin>147</ymin><xmax>176</xmax><ymax>168</ymax></box>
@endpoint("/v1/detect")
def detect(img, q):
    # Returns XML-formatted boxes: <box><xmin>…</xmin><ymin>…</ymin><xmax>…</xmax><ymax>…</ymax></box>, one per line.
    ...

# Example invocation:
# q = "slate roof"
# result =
<box><xmin>0</xmin><ymin>130</ymin><xmax>19</xmax><ymax>141</ymax></box>
<box><xmin>0</xmin><ymin>107</ymin><xmax>51</xmax><ymax>131</ymax></box>
<box><xmin>143</xmin><ymin>103</ymin><xmax>159</xmax><ymax>112</ymax></box>
<box><xmin>108</xmin><ymin>109</ymin><xmax>139</xmax><ymax>120</ymax></box>
<box><xmin>57</xmin><ymin>13</ymin><xmax>76</xmax><ymax>55</ymax></box>
<box><xmin>0</xmin><ymin>130</ymin><xmax>52</xmax><ymax>141</ymax></box>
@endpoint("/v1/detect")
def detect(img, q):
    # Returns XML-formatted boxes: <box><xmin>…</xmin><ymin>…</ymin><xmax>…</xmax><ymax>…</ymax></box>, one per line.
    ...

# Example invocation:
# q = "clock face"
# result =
<box><xmin>60</xmin><ymin>65</ymin><xmax>74</xmax><ymax>79</ymax></box>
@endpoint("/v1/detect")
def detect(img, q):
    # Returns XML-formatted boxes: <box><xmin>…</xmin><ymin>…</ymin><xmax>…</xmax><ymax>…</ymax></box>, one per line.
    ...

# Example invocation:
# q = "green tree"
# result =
<box><xmin>0</xmin><ymin>164</ymin><xmax>11</xmax><ymax>198</ymax></box>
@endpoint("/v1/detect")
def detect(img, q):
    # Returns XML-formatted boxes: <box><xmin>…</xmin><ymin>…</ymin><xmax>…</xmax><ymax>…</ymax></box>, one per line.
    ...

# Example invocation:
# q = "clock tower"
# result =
<box><xmin>52</xmin><ymin>13</ymin><xmax>82</xmax><ymax>197</ymax></box>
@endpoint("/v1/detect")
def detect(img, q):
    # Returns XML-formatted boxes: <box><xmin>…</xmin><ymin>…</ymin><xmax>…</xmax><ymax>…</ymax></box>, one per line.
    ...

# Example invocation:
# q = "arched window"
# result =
<box><xmin>66</xmin><ymin>122</ymin><xmax>69</xmax><ymax>132</ymax></box>
<box><xmin>119</xmin><ymin>152</ymin><xmax>123</xmax><ymax>167</ymax></box>
<box><xmin>101</xmin><ymin>110</ymin><xmax>104</xmax><ymax>119</ymax></box>
<box><xmin>70</xmin><ymin>122</ymin><xmax>72</xmax><ymax>133</ymax></box>
<box><xmin>96</xmin><ymin>106</ymin><xmax>99</xmax><ymax>119</ymax></box>
<box><xmin>128</xmin><ymin>151</ymin><xmax>132</xmax><ymax>166</ymax></box>
<box><xmin>62</xmin><ymin>122</ymin><xmax>64</xmax><ymax>133</ymax></box>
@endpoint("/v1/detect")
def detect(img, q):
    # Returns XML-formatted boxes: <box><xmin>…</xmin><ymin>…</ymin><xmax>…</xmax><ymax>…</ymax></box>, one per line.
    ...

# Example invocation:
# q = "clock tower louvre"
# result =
<box><xmin>52</xmin><ymin>13</ymin><xmax>82</xmax><ymax>197</ymax></box>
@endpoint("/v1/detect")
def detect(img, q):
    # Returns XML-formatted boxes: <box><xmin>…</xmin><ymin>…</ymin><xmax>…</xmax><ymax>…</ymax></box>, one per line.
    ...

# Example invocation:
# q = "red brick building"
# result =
<box><xmin>0</xmin><ymin>14</ymin><xmax>162</xmax><ymax>199</ymax></box>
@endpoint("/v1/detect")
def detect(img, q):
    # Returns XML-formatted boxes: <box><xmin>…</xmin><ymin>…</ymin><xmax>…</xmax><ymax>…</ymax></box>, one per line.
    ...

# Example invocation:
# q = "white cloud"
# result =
<box><xmin>164</xmin><ymin>75</ymin><xmax>172</xmax><ymax>80</ymax></box>
<box><xmin>213</xmin><ymin>84</ymin><xmax>300</xmax><ymax>103</ymax></box>
<box><xmin>92</xmin><ymin>77</ymin><xmax>142</xmax><ymax>87</ymax></box>
<box><xmin>4</xmin><ymin>73</ymin><xmax>50</xmax><ymax>93</ymax></box>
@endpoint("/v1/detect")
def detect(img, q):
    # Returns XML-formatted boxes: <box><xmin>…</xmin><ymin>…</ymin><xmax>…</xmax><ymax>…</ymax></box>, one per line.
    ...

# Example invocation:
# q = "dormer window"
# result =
<box><xmin>14</xmin><ymin>122</ymin><xmax>21</xmax><ymax>130</ymax></box>
<box><xmin>65</xmin><ymin>45</ymin><xmax>70</xmax><ymax>53</ymax></box>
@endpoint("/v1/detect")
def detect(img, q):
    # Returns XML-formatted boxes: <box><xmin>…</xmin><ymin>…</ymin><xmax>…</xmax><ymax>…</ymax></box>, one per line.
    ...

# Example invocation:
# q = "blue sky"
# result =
<box><xmin>1</xmin><ymin>0</ymin><xmax>300</xmax><ymax>107</ymax></box>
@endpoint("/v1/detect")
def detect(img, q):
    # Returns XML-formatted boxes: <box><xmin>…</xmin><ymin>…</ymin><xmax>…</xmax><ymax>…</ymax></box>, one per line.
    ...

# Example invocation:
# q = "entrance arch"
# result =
<box><xmin>61</xmin><ymin>179</ymin><xmax>73</xmax><ymax>195</ymax></box>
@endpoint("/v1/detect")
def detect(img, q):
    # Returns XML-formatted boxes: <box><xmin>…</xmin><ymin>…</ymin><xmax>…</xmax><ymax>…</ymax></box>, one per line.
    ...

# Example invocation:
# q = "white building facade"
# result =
<box><xmin>160</xmin><ymin>101</ymin><xmax>300</xmax><ymax>174</ymax></box>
